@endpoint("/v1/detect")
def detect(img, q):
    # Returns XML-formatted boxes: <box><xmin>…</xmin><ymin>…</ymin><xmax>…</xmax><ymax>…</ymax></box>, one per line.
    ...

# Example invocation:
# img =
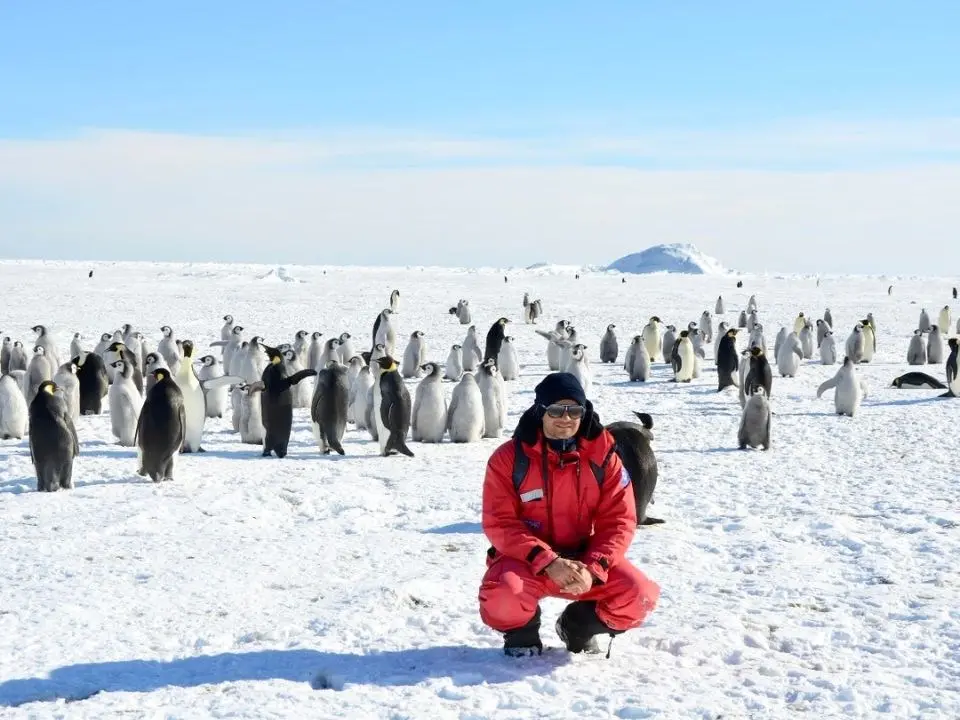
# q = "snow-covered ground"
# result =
<box><xmin>1</xmin><ymin>259</ymin><xmax>958</xmax><ymax>719</ymax></box>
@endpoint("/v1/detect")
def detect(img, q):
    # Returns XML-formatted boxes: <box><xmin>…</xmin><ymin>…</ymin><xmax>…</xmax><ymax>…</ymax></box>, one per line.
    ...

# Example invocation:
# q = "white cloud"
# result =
<box><xmin>1</xmin><ymin>125</ymin><xmax>959</xmax><ymax>274</ymax></box>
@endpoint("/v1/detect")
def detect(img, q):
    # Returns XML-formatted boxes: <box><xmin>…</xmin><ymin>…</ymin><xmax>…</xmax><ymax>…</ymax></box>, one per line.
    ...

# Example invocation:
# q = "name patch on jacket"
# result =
<box><xmin>524</xmin><ymin>519</ymin><xmax>542</xmax><ymax>530</ymax></box>
<box><xmin>619</xmin><ymin>467</ymin><xmax>631</xmax><ymax>489</ymax></box>
<box><xmin>519</xmin><ymin>488</ymin><xmax>544</xmax><ymax>503</ymax></box>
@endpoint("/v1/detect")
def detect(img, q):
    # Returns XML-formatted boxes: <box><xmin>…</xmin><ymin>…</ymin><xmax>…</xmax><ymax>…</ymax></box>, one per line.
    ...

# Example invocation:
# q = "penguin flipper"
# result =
<box><xmin>209</xmin><ymin>341</ymin><xmax>227</xmax><ymax>347</ymax></box>
<box><xmin>201</xmin><ymin>375</ymin><xmax>245</xmax><ymax>391</ymax></box>
<box><xmin>283</xmin><ymin>369</ymin><xmax>317</xmax><ymax>389</ymax></box>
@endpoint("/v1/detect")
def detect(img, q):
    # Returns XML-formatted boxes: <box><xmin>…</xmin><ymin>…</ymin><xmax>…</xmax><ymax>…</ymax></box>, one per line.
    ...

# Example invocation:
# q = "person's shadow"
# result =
<box><xmin>0</xmin><ymin>645</ymin><xmax>570</xmax><ymax>707</ymax></box>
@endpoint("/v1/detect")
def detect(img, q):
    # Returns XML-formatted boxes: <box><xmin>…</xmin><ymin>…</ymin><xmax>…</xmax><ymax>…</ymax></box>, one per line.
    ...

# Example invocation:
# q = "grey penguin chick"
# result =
<box><xmin>52</xmin><ymin>361</ymin><xmax>81</xmax><ymax>422</ymax></box>
<box><xmin>738</xmin><ymin>385</ymin><xmax>771</xmax><ymax>450</ymax></box>
<box><xmin>311</xmin><ymin>359</ymin><xmax>350</xmax><ymax>455</ymax></box>
<box><xmin>599</xmin><ymin>324</ymin><xmax>619</xmax><ymax>363</ymax></box>
<box><xmin>444</xmin><ymin>344</ymin><xmax>464</xmax><ymax>381</ymax></box>
<box><xmin>411</xmin><ymin>361</ymin><xmax>447</xmax><ymax>443</ymax></box>
<box><xmin>446</xmin><ymin>372</ymin><xmax>485</xmax><ymax>443</ymax></box>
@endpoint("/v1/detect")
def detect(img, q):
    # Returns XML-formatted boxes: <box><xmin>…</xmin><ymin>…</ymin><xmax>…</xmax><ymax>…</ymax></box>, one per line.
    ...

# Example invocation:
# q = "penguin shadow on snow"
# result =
<box><xmin>424</xmin><ymin>521</ymin><xmax>483</xmax><ymax>534</ymax></box>
<box><xmin>0</xmin><ymin>646</ymin><xmax>571</xmax><ymax>707</ymax></box>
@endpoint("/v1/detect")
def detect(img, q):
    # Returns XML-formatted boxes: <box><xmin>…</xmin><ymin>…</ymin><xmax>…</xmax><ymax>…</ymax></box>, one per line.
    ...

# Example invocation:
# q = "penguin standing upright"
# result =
<box><xmin>672</xmin><ymin>331</ymin><xmax>695</xmax><ymax>382</ymax></box>
<box><xmin>484</xmin><ymin>317</ymin><xmax>510</xmax><ymax>363</ymax></box>
<box><xmin>373</xmin><ymin>355</ymin><xmax>414</xmax><ymax>457</ymax></box>
<box><xmin>716</xmin><ymin>328</ymin><xmax>740</xmax><ymax>391</ymax></box>
<box><xmin>0</xmin><ymin>373</ymin><xmax>29</xmax><ymax>439</ymax></box>
<box><xmin>941</xmin><ymin>337</ymin><xmax>959</xmax><ymax>397</ymax></box>
<box><xmin>73</xmin><ymin>350</ymin><xmax>110</xmax><ymax>414</ymax></box>
<box><xmin>197</xmin><ymin>355</ymin><xmax>228</xmax><ymax>418</ymax></box>
<box><xmin>136</xmin><ymin>369</ymin><xmax>185</xmax><ymax>482</ymax></box>
<box><xmin>108</xmin><ymin>359</ymin><xmax>143</xmax><ymax>446</ymax></box>
<box><xmin>599</xmin><ymin>324</ymin><xmax>618</xmax><ymax>363</ymax></box>
<box><xmin>411</xmin><ymin>361</ymin><xmax>447</xmax><ymax>443</ymax></box>
<box><xmin>28</xmin><ymin>380</ymin><xmax>80</xmax><ymax>491</ymax></box>
<box><xmin>311</xmin><ymin>359</ymin><xmax>349</xmax><ymax>455</ymax></box>
<box><xmin>497</xmin><ymin>336</ymin><xmax>520</xmax><ymax>381</ymax></box>
<box><xmin>174</xmin><ymin>340</ymin><xmax>207</xmax><ymax>453</ymax></box>
<box><xmin>52</xmin><ymin>361</ymin><xmax>81</xmax><ymax>422</ymax></box>
<box><xmin>745</xmin><ymin>346</ymin><xmax>773</xmax><ymax>398</ymax></box>
<box><xmin>249</xmin><ymin>345</ymin><xmax>317</xmax><ymax>458</ymax></box>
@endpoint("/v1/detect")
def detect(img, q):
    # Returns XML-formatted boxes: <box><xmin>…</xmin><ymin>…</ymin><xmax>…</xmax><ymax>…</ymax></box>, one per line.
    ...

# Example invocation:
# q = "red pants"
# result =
<box><xmin>478</xmin><ymin>556</ymin><xmax>660</xmax><ymax>632</ymax></box>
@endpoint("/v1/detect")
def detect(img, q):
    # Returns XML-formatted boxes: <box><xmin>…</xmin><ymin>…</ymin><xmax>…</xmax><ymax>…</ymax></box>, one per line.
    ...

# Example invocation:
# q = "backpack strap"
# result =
<box><xmin>511</xmin><ymin>436</ymin><xmax>530</xmax><ymax>493</ymax></box>
<box><xmin>589</xmin><ymin>444</ymin><xmax>618</xmax><ymax>487</ymax></box>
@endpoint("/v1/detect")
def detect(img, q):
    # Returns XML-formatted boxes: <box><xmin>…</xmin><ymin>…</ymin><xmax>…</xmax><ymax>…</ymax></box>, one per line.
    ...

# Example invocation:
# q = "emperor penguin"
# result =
<box><xmin>522</xmin><ymin>292</ymin><xmax>534</xmax><ymax>323</ymax></box>
<box><xmin>747</xmin><ymin>310</ymin><xmax>759</xmax><ymax>333</ymax></box>
<box><xmin>249</xmin><ymin>345</ymin><xmax>317</xmax><ymax>458</ymax></box>
<box><xmin>819</xmin><ymin>330</ymin><xmax>838</xmax><ymax>365</ymax></box>
<box><xmin>927</xmin><ymin>325</ymin><xmax>945</xmax><ymax>364</ymax></box>
<box><xmin>535</xmin><ymin>320</ymin><xmax>569</xmax><ymax>371</ymax></box>
<box><xmin>197</xmin><ymin>355</ymin><xmax>228</xmax><ymax>418</ymax></box>
<box><xmin>350</xmin><ymin>364</ymin><xmax>374</xmax><ymax>430</ymax></box>
<box><xmin>823</xmin><ymin>308</ymin><xmax>834</xmax><ymax>329</ymax></box>
<box><xmin>716</xmin><ymin>328</ymin><xmax>740</xmax><ymax>391</ymax></box>
<box><xmin>672</xmin><ymin>330</ymin><xmax>695</xmax><ymax>383</ymax></box>
<box><xmin>28</xmin><ymin>380</ymin><xmax>80</xmax><ymax>491</ymax></box>
<box><xmin>919</xmin><ymin>308</ymin><xmax>931</xmax><ymax>332</ymax></box>
<box><xmin>497</xmin><ymin>336</ymin><xmax>520</xmax><ymax>381</ymax></box>
<box><xmin>477</xmin><ymin>358</ymin><xmax>507</xmax><ymax>439</ymax></box>
<box><xmin>461</xmin><ymin>326</ymin><xmax>483</xmax><ymax>371</ymax></box>
<box><xmin>316</xmin><ymin>337</ymin><xmax>341</xmax><ymax>373</ymax></box>
<box><xmin>738</xmin><ymin>386</ymin><xmax>771</xmax><ymax>451</ymax></box>
<box><xmin>566</xmin><ymin>344</ymin><xmax>592</xmax><ymax>398</ymax></box>
<box><xmin>143</xmin><ymin>352</ymin><xmax>168</xmax><ymax>394</ymax></box>
<box><xmin>234</xmin><ymin>335</ymin><xmax>267</xmax><ymax>383</ymax></box>
<box><xmin>745</xmin><ymin>346</ymin><xmax>774</xmax><ymax>400</ymax></box>
<box><xmin>292</xmin><ymin>330</ymin><xmax>310</xmax><ymax>367</ymax></box>
<box><xmin>938</xmin><ymin>306</ymin><xmax>952</xmax><ymax>333</ymax></box>
<box><xmin>1</xmin><ymin>337</ymin><xmax>12</xmax><ymax>375</ymax></box>
<box><xmin>446</xmin><ymin>372</ymin><xmax>485</xmax><ymax>443</ymax></box>
<box><xmin>93</xmin><ymin>333</ymin><xmax>112</xmax><ymax>358</ymax></box>
<box><xmin>816</xmin><ymin>318</ymin><xmax>830</xmax><ymax>348</ymax></box>
<box><xmin>337</xmin><ymin>332</ymin><xmax>355</xmax><ymax>364</ymax></box>
<box><xmin>699</xmin><ymin>311</ymin><xmax>714</xmax><ymax>343</ymax></box>
<box><xmin>738</xmin><ymin>310</ymin><xmax>748</xmax><ymax>328</ymax></box>
<box><xmin>31</xmin><ymin>325</ymin><xmax>60</xmax><ymax>370</ymax></box>
<box><xmin>792</xmin><ymin>313</ymin><xmax>806</xmax><ymax>335</ymax></box>
<box><xmin>52</xmin><ymin>361</ymin><xmax>81</xmax><ymax>422</ymax></box>
<box><xmin>0</xmin><ymin>373</ymin><xmax>28</xmax><ymax>439</ymax></box>
<box><xmin>737</xmin><ymin>350</ymin><xmax>752</xmax><ymax>408</ymax></box>
<box><xmin>776</xmin><ymin>332</ymin><xmax>803</xmax><ymax>377</ymax></box>
<box><xmin>235</xmin><ymin>382</ymin><xmax>265</xmax><ymax>444</ymax></box>
<box><xmin>158</xmin><ymin>326</ymin><xmax>181</xmax><ymax>373</ymax></box>
<box><xmin>599</xmin><ymin>324</ymin><xmax>618</xmax><ymax>363</ymax></box>
<box><xmin>907</xmin><ymin>330</ymin><xmax>928</xmax><ymax>365</ymax></box>
<box><xmin>389</xmin><ymin>288</ymin><xmax>400</xmax><ymax>314</ymax></box>
<box><xmin>69</xmin><ymin>333</ymin><xmax>84</xmax><ymax>360</ymax></box>
<box><xmin>283</xmin><ymin>348</ymin><xmax>313</xmax><ymax>409</ymax></box>
<box><xmin>173</xmin><ymin>340</ymin><xmax>207</xmax><ymax>453</ymax></box>
<box><xmin>372</xmin><ymin>308</ymin><xmax>397</xmax><ymax>357</ymax></box>
<box><xmin>627</xmin><ymin>335</ymin><xmax>651</xmax><ymax>382</ymax></box>
<box><xmin>411</xmin><ymin>362</ymin><xmax>447</xmax><ymax>443</ymax></box>
<box><xmin>859</xmin><ymin>320</ymin><xmax>876</xmax><ymax>363</ymax></box>
<box><xmin>401</xmin><ymin>331</ymin><xmax>427</xmax><ymax>379</ymax></box>
<box><xmin>220</xmin><ymin>314</ymin><xmax>235</xmax><ymax>343</ymax></box>
<box><xmin>444</xmin><ymin>344</ymin><xmax>464</xmax><ymax>381</ymax></box>
<box><xmin>773</xmin><ymin>327</ymin><xmax>787</xmax><ymax>362</ymax></box>
<box><xmin>136</xmin><ymin>368</ymin><xmax>185</xmax><ymax>482</ymax></box>
<box><xmin>661</xmin><ymin>325</ymin><xmax>678</xmax><ymax>362</ymax></box>
<box><xmin>26</xmin><ymin>346</ymin><xmax>54</xmax><ymax>406</ymax></box>
<box><xmin>311</xmin><ymin>359</ymin><xmax>350</xmax><ymax>455</ymax></box>
<box><xmin>73</xmin><ymin>351</ymin><xmax>110</xmax><ymax>414</ymax></box>
<box><xmin>799</xmin><ymin>323</ymin><xmax>815</xmax><ymax>359</ymax></box>
<box><xmin>108</xmin><ymin>359</ymin><xmax>143</xmax><ymax>446</ymax></box>
<box><xmin>817</xmin><ymin>356</ymin><xmax>868</xmax><ymax>417</ymax></box>
<box><xmin>715</xmin><ymin>295</ymin><xmax>725</xmax><ymax>314</ymax></box>
<box><xmin>713</xmin><ymin>321</ymin><xmax>729</xmax><ymax>360</ymax></box>
<box><xmin>373</xmin><ymin>355</ymin><xmax>414</xmax><ymax>457</ymax></box>
<box><xmin>307</xmin><ymin>331</ymin><xmax>323</xmax><ymax>371</ymax></box>
<box><xmin>484</xmin><ymin>317</ymin><xmax>510</xmax><ymax>363</ymax></box>
<box><xmin>941</xmin><ymin>337</ymin><xmax>959</xmax><ymax>397</ymax></box>
<box><xmin>641</xmin><ymin>316</ymin><xmax>662</xmax><ymax>363</ymax></box>
<box><xmin>457</xmin><ymin>299</ymin><xmax>472</xmax><ymax>325</ymax></box>
<box><xmin>746</xmin><ymin>294</ymin><xmax>758</xmax><ymax>314</ymax></box>
<box><xmin>845</xmin><ymin>324</ymin><xmax>865</xmax><ymax>364</ymax></box>
<box><xmin>211</xmin><ymin>325</ymin><xmax>244</xmax><ymax>376</ymax></box>
<box><xmin>748</xmin><ymin>323</ymin><xmax>766</xmax><ymax>355</ymax></box>
<box><xmin>123</xmin><ymin>330</ymin><xmax>145</xmax><ymax>374</ymax></box>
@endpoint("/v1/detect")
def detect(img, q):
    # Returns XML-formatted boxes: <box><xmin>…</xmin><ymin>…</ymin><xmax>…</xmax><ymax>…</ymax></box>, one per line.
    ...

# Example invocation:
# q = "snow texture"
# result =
<box><xmin>1</xmin><ymin>259</ymin><xmax>958</xmax><ymax>719</ymax></box>
<box><xmin>607</xmin><ymin>243</ymin><xmax>728</xmax><ymax>275</ymax></box>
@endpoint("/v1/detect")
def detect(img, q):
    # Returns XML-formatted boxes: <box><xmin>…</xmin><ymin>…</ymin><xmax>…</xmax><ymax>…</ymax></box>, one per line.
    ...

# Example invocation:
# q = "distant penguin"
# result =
<box><xmin>954</xmin><ymin>288</ymin><xmax>958</xmax><ymax>300</ymax></box>
<box><xmin>307</xmin><ymin>331</ymin><xmax>324</xmax><ymax>371</ymax></box>
<box><xmin>197</xmin><ymin>355</ymin><xmax>228</xmax><ymax>418</ymax></box>
<box><xmin>699</xmin><ymin>311</ymin><xmax>714</xmax><ymax>343</ymax></box>
<box><xmin>939</xmin><ymin>306</ymin><xmax>952</xmax><ymax>333</ymax></box>
<box><xmin>907</xmin><ymin>329</ymin><xmax>927</xmax><ymax>365</ymax></box>
<box><xmin>402</xmin><ymin>331</ymin><xmax>427</xmax><ymax>379</ymax></box>
<box><xmin>373</xmin><ymin>355</ymin><xmax>414</xmax><ymax>457</ymax></box>
<box><xmin>716</xmin><ymin>328</ymin><xmax>740</xmax><ymax>391</ymax></box>
<box><xmin>942</xmin><ymin>338</ymin><xmax>959</xmax><ymax>397</ymax></box>
<box><xmin>450</xmin><ymin>299</ymin><xmax>472</xmax><ymax>325</ymax></box>
<box><xmin>0</xmin><ymin>373</ymin><xmax>28</xmax><ymax>439</ymax></box>
<box><xmin>390</xmin><ymin>289</ymin><xmax>400</xmax><ymax>313</ymax></box>
<box><xmin>250</xmin><ymin>346</ymin><xmax>317</xmax><ymax>458</ymax></box>
<box><xmin>69</xmin><ymin>333</ymin><xmax>84</xmax><ymax>360</ymax></box>
<box><xmin>565</xmin><ymin>344</ymin><xmax>592</xmax><ymax>398</ymax></box>
<box><xmin>411</xmin><ymin>362</ymin><xmax>447</xmax><ymax>443</ymax></box>
<box><xmin>919</xmin><ymin>308</ymin><xmax>931</xmax><ymax>332</ymax></box>
<box><xmin>888</xmin><ymin>285</ymin><xmax>893</xmax><ymax>295</ymax></box>
<box><xmin>927</xmin><ymin>325</ymin><xmax>945</xmax><ymax>364</ymax></box>
<box><xmin>859</xmin><ymin>320</ymin><xmax>876</xmax><ymax>363</ymax></box>
<box><xmin>890</xmin><ymin>371</ymin><xmax>946</xmax><ymax>390</ymax></box>
<box><xmin>774</xmin><ymin>327</ymin><xmax>787</xmax><ymax>360</ymax></box>
<box><xmin>845</xmin><ymin>324</ymin><xmax>865</xmax><ymax>364</ymax></box>
<box><xmin>446</xmin><ymin>372</ymin><xmax>485</xmax><ymax>443</ymax></box>
<box><xmin>174</xmin><ymin>340</ymin><xmax>207</xmax><ymax>453</ymax></box>
<box><xmin>738</xmin><ymin>386</ymin><xmax>771</xmax><ymax>451</ymax></box>
<box><xmin>641</xmin><ymin>317</ymin><xmax>662</xmax><ymax>363</ymax></box>
<box><xmin>713</xmin><ymin>322</ymin><xmax>729</xmax><ymax>359</ymax></box>
<box><xmin>73</xmin><ymin>351</ymin><xmax>110</xmax><ymax>414</ymax></box>
<box><xmin>477</xmin><ymin>358</ymin><xmax>507</xmax><ymax>439</ymax></box>
<box><xmin>0</xmin><ymin>337</ymin><xmax>12</xmax><ymax>375</ymax></box>
<box><xmin>52</xmin><ymin>361</ymin><xmax>80</xmax><ymax>422</ymax></box>
<box><xmin>28</xmin><ymin>381</ymin><xmax>80</xmax><ymax>491</ymax></box>
<box><xmin>746</xmin><ymin>295</ymin><xmax>758</xmax><ymax>314</ymax></box>
<box><xmin>715</xmin><ymin>295</ymin><xmax>725</xmax><ymax>314</ymax></box>
<box><xmin>816</xmin><ymin>318</ymin><xmax>830</xmax><ymax>348</ymax></box>
<box><xmin>817</xmin><ymin>357</ymin><xmax>868</xmax><ymax>417</ymax></box>
<box><xmin>819</xmin><ymin>331</ymin><xmax>837</xmax><ymax>365</ymax></box>
<box><xmin>738</xmin><ymin>310</ymin><xmax>747</xmax><ymax>328</ymax></box>
<box><xmin>628</xmin><ymin>336</ymin><xmax>651</xmax><ymax>382</ymax></box>
<box><xmin>599</xmin><ymin>324</ymin><xmax>619</xmax><ymax>363</ymax></box>
<box><xmin>673</xmin><ymin>331</ymin><xmax>695</xmax><ymax>383</ymax></box>
<box><xmin>221</xmin><ymin>315</ymin><xmax>234</xmax><ymax>343</ymax></box>
<box><xmin>373</xmin><ymin>308</ymin><xmax>397</xmax><ymax>356</ymax></box>
<box><xmin>444</xmin><ymin>344</ymin><xmax>464</xmax><ymax>381</ymax></box>
<box><xmin>824</xmin><ymin>308</ymin><xmax>834</xmax><ymax>329</ymax></box>
<box><xmin>776</xmin><ymin>332</ymin><xmax>803</xmax><ymax>377</ymax></box>
<box><xmin>337</xmin><ymin>332</ymin><xmax>355</xmax><ymax>364</ymax></box>
<box><xmin>136</xmin><ymin>369</ymin><xmax>185</xmax><ymax>482</ymax></box>
<box><xmin>310</xmin><ymin>360</ymin><xmax>349</xmax><ymax>455</ymax></box>
<box><xmin>31</xmin><ymin>325</ymin><xmax>60</xmax><ymax>370</ymax></box>
<box><xmin>745</xmin><ymin>346</ymin><xmax>773</xmax><ymax>399</ymax></box>
<box><xmin>799</xmin><ymin>323</ymin><xmax>814</xmax><ymax>359</ymax></box>
<box><xmin>93</xmin><ymin>333</ymin><xmax>111</xmax><ymax>358</ymax></box>
<box><xmin>497</xmin><ymin>336</ymin><xmax>520</xmax><ymax>381</ymax></box>
<box><xmin>108</xmin><ymin>359</ymin><xmax>143</xmax><ymax>446</ymax></box>
<box><xmin>484</xmin><ymin>317</ymin><xmax>510</xmax><ymax>363</ymax></box>
<box><xmin>737</xmin><ymin>280</ymin><xmax>743</xmax><ymax>288</ymax></box>
<box><xmin>461</xmin><ymin>326</ymin><xmax>483</xmax><ymax>371</ymax></box>
<box><xmin>604</xmin><ymin>412</ymin><xmax>662</xmax><ymax>525</ymax></box>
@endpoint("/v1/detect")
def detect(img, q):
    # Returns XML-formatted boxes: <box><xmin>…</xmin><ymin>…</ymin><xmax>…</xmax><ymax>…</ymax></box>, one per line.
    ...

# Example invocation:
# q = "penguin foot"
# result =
<box><xmin>640</xmin><ymin>517</ymin><xmax>665</xmax><ymax>526</ymax></box>
<box><xmin>198</xmin><ymin>447</ymin><xmax>206</xmax><ymax>453</ymax></box>
<box><xmin>262</xmin><ymin>449</ymin><xmax>272</xmax><ymax>457</ymax></box>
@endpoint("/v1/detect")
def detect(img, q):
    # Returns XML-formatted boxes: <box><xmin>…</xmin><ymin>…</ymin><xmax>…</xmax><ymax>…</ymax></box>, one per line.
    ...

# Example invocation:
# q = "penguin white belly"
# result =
<box><xmin>568</xmin><ymin>360</ymin><xmax>591</xmax><ymax>397</ymax></box>
<box><xmin>414</xmin><ymin>388</ymin><xmax>447</xmax><ymax>442</ymax></box>
<box><xmin>180</xmin><ymin>376</ymin><xmax>206</xmax><ymax>451</ymax></box>
<box><xmin>0</xmin><ymin>377</ymin><xmax>28</xmax><ymax>439</ymax></box>
<box><xmin>861</xmin><ymin>329</ymin><xmax>875</xmax><ymax>362</ymax></box>
<box><xmin>239</xmin><ymin>394</ymin><xmax>264</xmax><ymax>443</ymax></box>
<box><xmin>835</xmin><ymin>376</ymin><xmax>865</xmax><ymax>416</ymax></box>
<box><xmin>450</xmin><ymin>389</ymin><xmax>484</xmax><ymax>442</ymax></box>
<box><xmin>642</xmin><ymin>329</ymin><xmax>658</xmax><ymax>362</ymax></box>
<box><xmin>498</xmin><ymin>346</ymin><xmax>519</xmax><ymax>381</ymax></box>
<box><xmin>109</xmin><ymin>384</ymin><xmax>141</xmax><ymax>446</ymax></box>
<box><xmin>546</xmin><ymin>342</ymin><xmax>561</xmax><ymax>371</ymax></box>
<box><xmin>373</xmin><ymin>381</ymin><xmax>388</xmax><ymax>452</ymax></box>
<box><xmin>676</xmin><ymin>342</ymin><xmax>695</xmax><ymax>382</ymax></box>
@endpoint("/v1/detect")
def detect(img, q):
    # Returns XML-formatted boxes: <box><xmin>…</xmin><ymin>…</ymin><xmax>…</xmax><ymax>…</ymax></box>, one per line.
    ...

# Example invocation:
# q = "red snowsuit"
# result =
<box><xmin>478</xmin><ymin>428</ymin><xmax>660</xmax><ymax>633</ymax></box>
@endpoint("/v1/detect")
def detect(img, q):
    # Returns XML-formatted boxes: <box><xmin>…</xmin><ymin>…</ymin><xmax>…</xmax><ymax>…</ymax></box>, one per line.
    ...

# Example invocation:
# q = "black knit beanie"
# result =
<box><xmin>534</xmin><ymin>372</ymin><xmax>587</xmax><ymax>408</ymax></box>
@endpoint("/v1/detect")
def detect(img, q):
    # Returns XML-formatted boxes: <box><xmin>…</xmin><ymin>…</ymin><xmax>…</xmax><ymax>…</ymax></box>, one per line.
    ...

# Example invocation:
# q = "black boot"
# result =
<box><xmin>503</xmin><ymin>606</ymin><xmax>543</xmax><ymax>657</ymax></box>
<box><xmin>555</xmin><ymin>600</ymin><xmax>619</xmax><ymax>655</ymax></box>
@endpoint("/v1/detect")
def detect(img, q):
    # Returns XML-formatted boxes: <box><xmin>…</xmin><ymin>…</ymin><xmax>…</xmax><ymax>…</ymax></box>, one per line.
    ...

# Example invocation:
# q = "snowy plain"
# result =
<box><xmin>1</xmin><ymin>259</ymin><xmax>959</xmax><ymax>720</ymax></box>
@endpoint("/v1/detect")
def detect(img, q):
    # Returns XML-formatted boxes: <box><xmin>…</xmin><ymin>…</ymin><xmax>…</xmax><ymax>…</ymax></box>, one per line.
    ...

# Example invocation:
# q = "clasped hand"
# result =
<box><xmin>544</xmin><ymin>557</ymin><xmax>593</xmax><ymax>595</ymax></box>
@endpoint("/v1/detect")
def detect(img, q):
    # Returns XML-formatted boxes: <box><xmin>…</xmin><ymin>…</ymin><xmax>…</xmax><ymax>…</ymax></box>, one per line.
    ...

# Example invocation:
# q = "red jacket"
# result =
<box><xmin>481</xmin><ymin>428</ymin><xmax>637</xmax><ymax>583</ymax></box>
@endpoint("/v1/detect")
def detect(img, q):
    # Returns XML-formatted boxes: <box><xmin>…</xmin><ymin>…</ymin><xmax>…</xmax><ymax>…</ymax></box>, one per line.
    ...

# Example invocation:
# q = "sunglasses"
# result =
<box><xmin>542</xmin><ymin>403</ymin><xmax>586</xmax><ymax>419</ymax></box>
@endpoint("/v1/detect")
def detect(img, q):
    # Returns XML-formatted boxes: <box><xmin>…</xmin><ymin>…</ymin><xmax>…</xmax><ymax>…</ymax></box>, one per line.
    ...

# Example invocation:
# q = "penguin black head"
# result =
<box><xmin>108</xmin><ymin>341</ymin><xmax>124</xmax><ymax>353</ymax></box>
<box><xmin>360</xmin><ymin>351</ymin><xmax>372</xmax><ymax>364</ymax></box>
<box><xmin>33</xmin><ymin>345</ymin><xmax>45</xmax><ymax>355</ymax></box>
<box><xmin>449</xmin><ymin>307</ymin><xmax>458</xmax><ymax>315</ymax></box>
<box><xmin>339</xmin><ymin>332</ymin><xmax>352</xmax><ymax>341</ymax></box>
<box><xmin>679</xmin><ymin>330</ymin><xmax>689</xmax><ymax>338</ymax></box>
<box><xmin>111</xmin><ymin>359</ymin><xmax>125</xmax><ymax>370</ymax></box>
<box><xmin>32</xmin><ymin>325</ymin><xmax>45</xmax><ymax>334</ymax></box>
<box><xmin>152</xmin><ymin>368</ymin><xmax>168</xmax><ymax>382</ymax></box>
<box><xmin>413</xmin><ymin>330</ymin><xmax>424</xmax><ymax>338</ymax></box>
<box><xmin>750</xmin><ymin>346</ymin><xmax>763</xmax><ymax>357</ymax></box>
<box><xmin>263</xmin><ymin>345</ymin><xmax>284</xmax><ymax>364</ymax></box>
<box><xmin>296</xmin><ymin>330</ymin><xmax>307</xmax><ymax>340</ymax></box>
<box><xmin>607</xmin><ymin>323</ymin><xmax>616</xmax><ymax>330</ymax></box>
<box><xmin>498</xmin><ymin>317</ymin><xmax>509</xmax><ymax>325</ymax></box>
<box><xmin>100</xmin><ymin>332</ymin><xmax>111</xmax><ymax>341</ymax></box>
<box><xmin>38</xmin><ymin>380</ymin><xmax>57</xmax><ymax>396</ymax></box>
<box><xmin>181</xmin><ymin>340</ymin><xmax>194</xmax><ymax>359</ymax></box>
<box><xmin>311</xmin><ymin>331</ymin><xmax>322</xmax><ymax>340</ymax></box>
<box><xmin>161</xmin><ymin>325</ymin><xmax>172</xmax><ymax>336</ymax></box>
<box><xmin>726</xmin><ymin>328</ymin><xmax>738</xmax><ymax>337</ymax></box>
<box><xmin>505</xmin><ymin>336</ymin><xmax>514</xmax><ymax>343</ymax></box>
<box><xmin>283</xmin><ymin>349</ymin><xmax>297</xmax><ymax>361</ymax></box>
<box><xmin>327</xmin><ymin>338</ymin><xmax>341</xmax><ymax>349</ymax></box>
<box><xmin>233</xmin><ymin>326</ymin><xmax>245</xmax><ymax>335</ymax></box>
<box><xmin>200</xmin><ymin>355</ymin><xmax>215</xmax><ymax>366</ymax></box>
<box><xmin>375</xmin><ymin>355</ymin><xmax>399</xmax><ymax>372</ymax></box>
<box><xmin>223</xmin><ymin>314</ymin><xmax>233</xmax><ymax>322</ymax></box>
<box><xmin>650</xmin><ymin>316</ymin><xmax>661</xmax><ymax>324</ymax></box>
<box><xmin>892</xmin><ymin>377</ymin><xmax>902</xmax><ymax>387</ymax></box>
<box><xmin>949</xmin><ymin>338</ymin><xmax>959</xmax><ymax>350</ymax></box>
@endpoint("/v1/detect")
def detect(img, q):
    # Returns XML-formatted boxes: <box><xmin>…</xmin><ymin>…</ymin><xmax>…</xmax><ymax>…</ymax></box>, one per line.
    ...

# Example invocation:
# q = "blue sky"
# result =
<box><xmin>2</xmin><ymin>2</ymin><xmax>959</xmax><ymax>273</ymax></box>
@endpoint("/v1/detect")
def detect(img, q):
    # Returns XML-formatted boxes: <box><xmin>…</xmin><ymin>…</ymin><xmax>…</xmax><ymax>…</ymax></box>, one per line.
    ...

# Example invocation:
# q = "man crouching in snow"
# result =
<box><xmin>478</xmin><ymin>372</ymin><xmax>661</xmax><ymax>657</ymax></box>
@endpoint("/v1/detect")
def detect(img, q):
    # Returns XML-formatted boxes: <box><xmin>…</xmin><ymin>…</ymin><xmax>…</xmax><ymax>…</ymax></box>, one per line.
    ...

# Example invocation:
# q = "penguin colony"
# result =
<box><xmin>2</xmin><ymin>277</ymin><xmax>957</xmax><ymax>517</ymax></box>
